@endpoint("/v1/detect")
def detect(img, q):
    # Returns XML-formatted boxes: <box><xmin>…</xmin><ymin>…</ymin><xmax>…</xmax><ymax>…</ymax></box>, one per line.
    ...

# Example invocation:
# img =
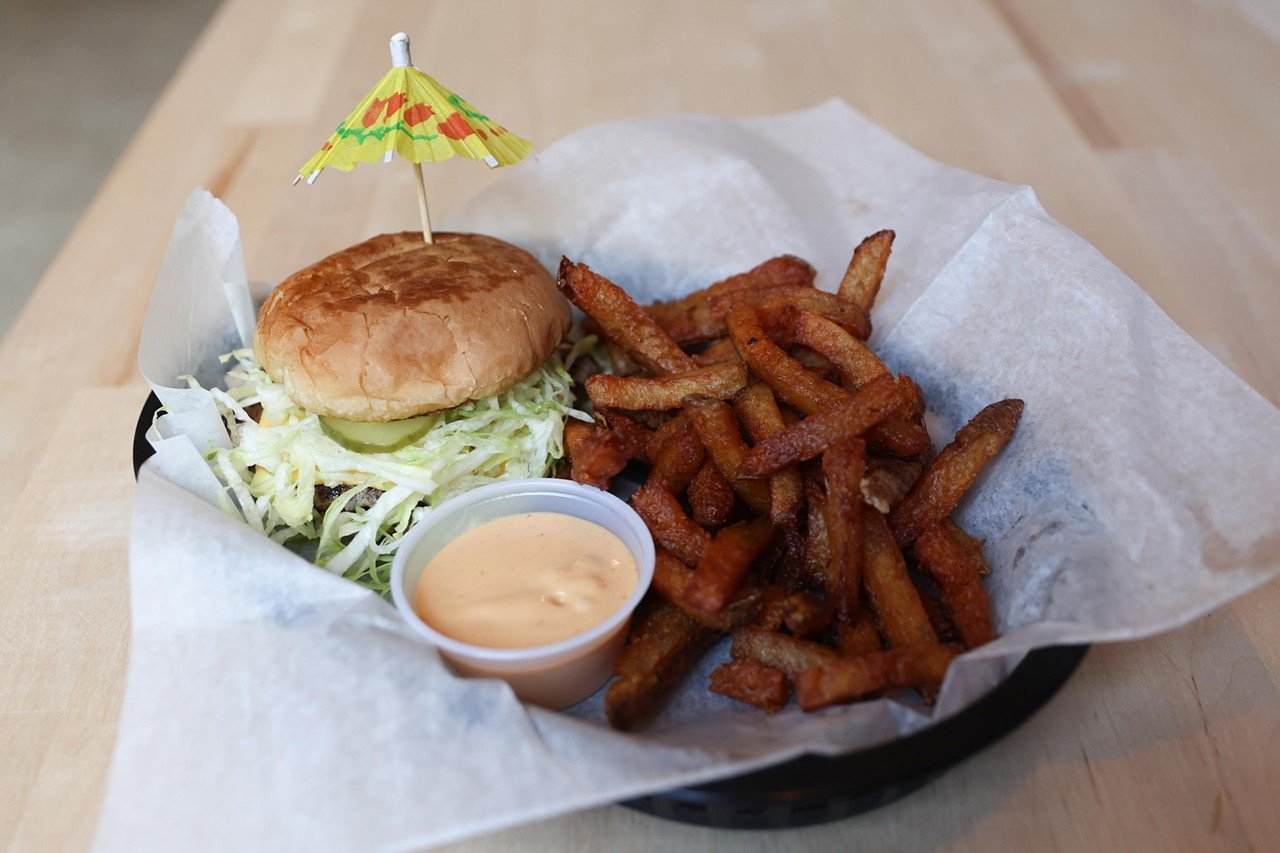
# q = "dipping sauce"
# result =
<box><xmin>413</xmin><ymin>512</ymin><xmax>639</xmax><ymax>649</ymax></box>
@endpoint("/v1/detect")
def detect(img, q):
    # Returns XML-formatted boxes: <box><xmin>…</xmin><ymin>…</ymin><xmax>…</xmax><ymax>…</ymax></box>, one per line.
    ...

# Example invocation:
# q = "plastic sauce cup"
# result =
<box><xmin>391</xmin><ymin>478</ymin><xmax>655</xmax><ymax>709</ymax></box>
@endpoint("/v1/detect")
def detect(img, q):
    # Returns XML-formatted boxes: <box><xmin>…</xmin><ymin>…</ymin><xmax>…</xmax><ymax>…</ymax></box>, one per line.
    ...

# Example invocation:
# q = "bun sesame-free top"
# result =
<box><xmin>254</xmin><ymin>232</ymin><xmax>571</xmax><ymax>422</ymax></box>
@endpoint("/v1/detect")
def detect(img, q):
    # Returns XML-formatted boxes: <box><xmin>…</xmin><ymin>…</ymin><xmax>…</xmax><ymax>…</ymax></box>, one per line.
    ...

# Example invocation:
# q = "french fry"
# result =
<box><xmin>790</xmin><ymin>310</ymin><xmax>929</xmax><ymax>458</ymax></box>
<box><xmin>646</xmin><ymin>414</ymin><xmax>704</xmax><ymax>494</ymax></box>
<box><xmin>630</xmin><ymin>480</ymin><xmax>711</xmax><ymax>567</ymax></box>
<box><xmin>709</xmin><ymin>659</ymin><xmax>791</xmax><ymax>713</ymax></box>
<box><xmin>684</xmin><ymin>518</ymin><xmax>778</xmax><ymax>615</ymax></box>
<box><xmin>683</xmin><ymin>395</ymin><xmax>772</xmax><ymax>515</ymax></box>
<box><xmin>889</xmin><ymin>399</ymin><xmax>1024</xmax><ymax>548</ymax></box>
<box><xmin>728</xmin><ymin>308</ymin><xmax>924</xmax><ymax>460</ymax></box>
<box><xmin>585</xmin><ymin>362</ymin><xmax>748</xmax><ymax>412</ymax></box>
<box><xmin>722</xmin><ymin>287</ymin><xmax>871</xmax><ymax>341</ymax></box>
<box><xmin>837</xmin><ymin>229</ymin><xmax>894</xmax><ymax>313</ymax></box>
<box><xmin>598</xmin><ymin>408</ymin><xmax>667</xmax><ymax>431</ymax></box>
<box><xmin>754</xmin><ymin>302</ymin><xmax>807</xmax><ymax>351</ymax></box>
<box><xmin>606</xmin><ymin>411</ymin><xmax>651</xmax><ymax>453</ymax></box>
<box><xmin>650</xmin><ymin>550</ymin><xmax>697</xmax><ymax>603</ymax></box>
<box><xmin>614</xmin><ymin>601</ymin><xmax>702</xmax><ymax>678</ymax></box>
<box><xmin>790</xmin><ymin>347</ymin><xmax>840</xmax><ymax>383</ymax></box>
<box><xmin>802</xmin><ymin>467</ymin><xmax>831</xmax><ymax>590</ymax></box>
<box><xmin>687</xmin><ymin>460</ymin><xmax>735</xmax><ymax>527</ymax></box>
<box><xmin>726</xmin><ymin>303</ymin><xmax>849</xmax><ymax>415</ymax></box>
<box><xmin>646</xmin><ymin>412</ymin><xmax>691</xmax><ymax>459</ymax></box>
<box><xmin>823</xmin><ymin>439</ymin><xmax>865</xmax><ymax>622</ymax></box>
<box><xmin>793</xmin><ymin>310</ymin><xmax>888</xmax><ymax>388</ymax></box>
<box><xmin>861</xmin><ymin>455</ymin><xmax>926</xmax><ymax>513</ymax></box>
<box><xmin>911</xmin><ymin>572</ymin><xmax>961</xmax><ymax>646</ymax></box>
<box><xmin>625</xmin><ymin>592</ymin><xmax>664</xmax><ymax>644</ymax></box>
<box><xmin>692</xmin><ymin>337</ymin><xmax>742</xmax><ymax>367</ymax></box>
<box><xmin>607</xmin><ymin>602</ymin><xmax>717</xmax><ymax>730</ymax></box>
<box><xmin>563</xmin><ymin>420</ymin><xmax>612</xmax><ymax>487</ymax></box>
<box><xmin>652</xmin><ymin>550</ymin><xmax>764</xmax><ymax>631</ymax></box>
<box><xmin>864</xmin><ymin>416</ymin><xmax>932</xmax><ymax>459</ymax></box>
<box><xmin>730</xmin><ymin>626</ymin><xmax>841</xmax><ymax>677</ymax></box>
<box><xmin>795</xmin><ymin>643</ymin><xmax>959</xmax><ymax>711</ymax></box>
<box><xmin>734</xmin><ymin>383</ymin><xmax>803</xmax><ymax>528</ymax></box>
<box><xmin>563</xmin><ymin>417</ymin><xmax>649</xmax><ymax>489</ymax></box>
<box><xmin>557</xmin><ymin>258</ymin><xmax>696</xmax><ymax>375</ymax></box>
<box><xmin>733</xmin><ymin>382</ymin><xmax>785</xmax><ymax>437</ymax></box>
<box><xmin>736</xmin><ymin>374</ymin><xmax>919</xmax><ymax>477</ymax></box>
<box><xmin>836</xmin><ymin>613</ymin><xmax>883</xmax><ymax>657</ymax></box>
<box><xmin>780</xmin><ymin>591</ymin><xmax>833</xmax><ymax>638</ymax></box>
<box><xmin>912</xmin><ymin>523</ymin><xmax>994</xmax><ymax>649</ymax></box>
<box><xmin>943</xmin><ymin>517</ymin><xmax>990</xmax><ymax>576</ymax></box>
<box><xmin>646</xmin><ymin>255</ymin><xmax>817</xmax><ymax>345</ymax></box>
<box><xmin>774</xmin><ymin>527</ymin><xmax>807</xmax><ymax>591</ymax></box>
<box><xmin>753</xmin><ymin>583</ymin><xmax>792</xmax><ymax>630</ymax></box>
<box><xmin>862</xmin><ymin>510</ymin><xmax>937</xmax><ymax>648</ymax></box>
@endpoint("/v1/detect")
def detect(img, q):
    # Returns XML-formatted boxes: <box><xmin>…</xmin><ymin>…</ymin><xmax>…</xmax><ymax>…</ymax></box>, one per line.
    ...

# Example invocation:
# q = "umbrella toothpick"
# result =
<box><xmin>392</xmin><ymin>33</ymin><xmax>434</xmax><ymax>244</ymax></box>
<box><xmin>412</xmin><ymin>160</ymin><xmax>434</xmax><ymax>244</ymax></box>
<box><xmin>294</xmin><ymin>30</ymin><xmax>529</xmax><ymax>237</ymax></box>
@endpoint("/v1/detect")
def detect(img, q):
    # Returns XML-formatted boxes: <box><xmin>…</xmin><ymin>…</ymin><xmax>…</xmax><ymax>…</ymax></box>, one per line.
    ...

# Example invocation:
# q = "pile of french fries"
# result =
<box><xmin>558</xmin><ymin>231</ymin><xmax>1023</xmax><ymax>730</ymax></box>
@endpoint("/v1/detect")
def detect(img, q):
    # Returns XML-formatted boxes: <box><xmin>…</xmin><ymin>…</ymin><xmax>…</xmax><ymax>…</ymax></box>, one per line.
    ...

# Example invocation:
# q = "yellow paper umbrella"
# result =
<box><xmin>295</xmin><ymin>33</ymin><xmax>531</xmax><ymax>243</ymax></box>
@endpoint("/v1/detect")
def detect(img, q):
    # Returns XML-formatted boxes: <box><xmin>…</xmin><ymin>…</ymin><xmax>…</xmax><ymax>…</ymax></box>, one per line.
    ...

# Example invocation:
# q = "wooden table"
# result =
<box><xmin>3</xmin><ymin>1</ymin><xmax>1278</xmax><ymax>849</ymax></box>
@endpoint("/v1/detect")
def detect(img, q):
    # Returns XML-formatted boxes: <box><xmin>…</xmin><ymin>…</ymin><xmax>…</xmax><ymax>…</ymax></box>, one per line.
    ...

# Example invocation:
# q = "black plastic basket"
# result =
<box><xmin>133</xmin><ymin>391</ymin><xmax>1086</xmax><ymax>830</ymax></box>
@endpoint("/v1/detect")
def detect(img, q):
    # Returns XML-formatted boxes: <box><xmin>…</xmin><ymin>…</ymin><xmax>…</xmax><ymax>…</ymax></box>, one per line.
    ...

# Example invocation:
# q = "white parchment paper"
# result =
<box><xmin>96</xmin><ymin>101</ymin><xmax>1280</xmax><ymax>851</ymax></box>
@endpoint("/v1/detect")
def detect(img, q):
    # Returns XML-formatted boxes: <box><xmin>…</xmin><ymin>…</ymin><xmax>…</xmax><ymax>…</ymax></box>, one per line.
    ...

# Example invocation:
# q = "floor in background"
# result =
<box><xmin>0</xmin><ymin>0</ymin><xmax>219</xmax><ymax>336</ymax></box>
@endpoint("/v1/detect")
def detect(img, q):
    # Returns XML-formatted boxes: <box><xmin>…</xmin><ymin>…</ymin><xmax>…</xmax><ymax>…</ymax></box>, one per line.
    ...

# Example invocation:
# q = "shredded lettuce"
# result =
<box><xmin>188</xmin><ymin>345</ymin><xmax>592</xmax><ymax>594</ymax></box>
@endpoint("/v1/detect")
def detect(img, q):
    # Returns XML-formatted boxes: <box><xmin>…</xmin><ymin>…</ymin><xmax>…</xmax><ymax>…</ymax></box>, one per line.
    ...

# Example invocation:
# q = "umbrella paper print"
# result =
<box><xmin>295</xmin><ymin>32</ymin><xmax>531</xmax><ymax>243</ymax></box>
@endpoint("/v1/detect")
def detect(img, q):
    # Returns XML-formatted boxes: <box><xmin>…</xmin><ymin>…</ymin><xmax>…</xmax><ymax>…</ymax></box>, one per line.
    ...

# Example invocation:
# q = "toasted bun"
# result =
<box><xmin>254</xmin><ymin>232</ymin><xmax>571</xmax><ymax>422</ymax></box>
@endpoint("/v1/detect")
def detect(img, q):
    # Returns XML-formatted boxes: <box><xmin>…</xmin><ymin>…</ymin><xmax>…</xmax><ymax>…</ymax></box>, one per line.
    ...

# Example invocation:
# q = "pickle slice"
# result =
<box><xmin>319</xmin><ymin>414</ymin><xmax>436</xmax><ymax>453</ymax></box>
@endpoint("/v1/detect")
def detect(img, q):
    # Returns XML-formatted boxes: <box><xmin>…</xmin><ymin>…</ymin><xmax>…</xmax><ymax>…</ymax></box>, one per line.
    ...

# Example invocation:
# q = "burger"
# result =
<box><xmin>202</xmin><ymin>232</ymin><xmax>588</xmax><ymax>590</ymax></box>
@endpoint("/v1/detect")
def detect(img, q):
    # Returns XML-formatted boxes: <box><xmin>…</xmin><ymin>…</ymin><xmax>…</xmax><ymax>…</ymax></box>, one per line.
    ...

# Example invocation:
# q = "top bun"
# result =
<box><xmin>254</xmin><ymin>232</ymin><xmax>571</xmax><ymax>422</ymax></box>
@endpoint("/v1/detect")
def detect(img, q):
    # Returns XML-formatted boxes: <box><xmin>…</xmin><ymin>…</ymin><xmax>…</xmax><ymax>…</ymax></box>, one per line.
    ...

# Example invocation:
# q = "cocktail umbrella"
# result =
<box><xmin>295</xmin><ymin>33</ymin><xmax>530</xmax><ymax>243</ymax></box>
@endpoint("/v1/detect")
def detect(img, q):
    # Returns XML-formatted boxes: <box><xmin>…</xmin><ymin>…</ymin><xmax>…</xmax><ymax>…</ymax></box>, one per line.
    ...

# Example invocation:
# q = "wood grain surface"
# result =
<box><xmin>2</xmin><ymin>1</ymin><xmax>1277</xmax><ymax>850</ymax></box>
